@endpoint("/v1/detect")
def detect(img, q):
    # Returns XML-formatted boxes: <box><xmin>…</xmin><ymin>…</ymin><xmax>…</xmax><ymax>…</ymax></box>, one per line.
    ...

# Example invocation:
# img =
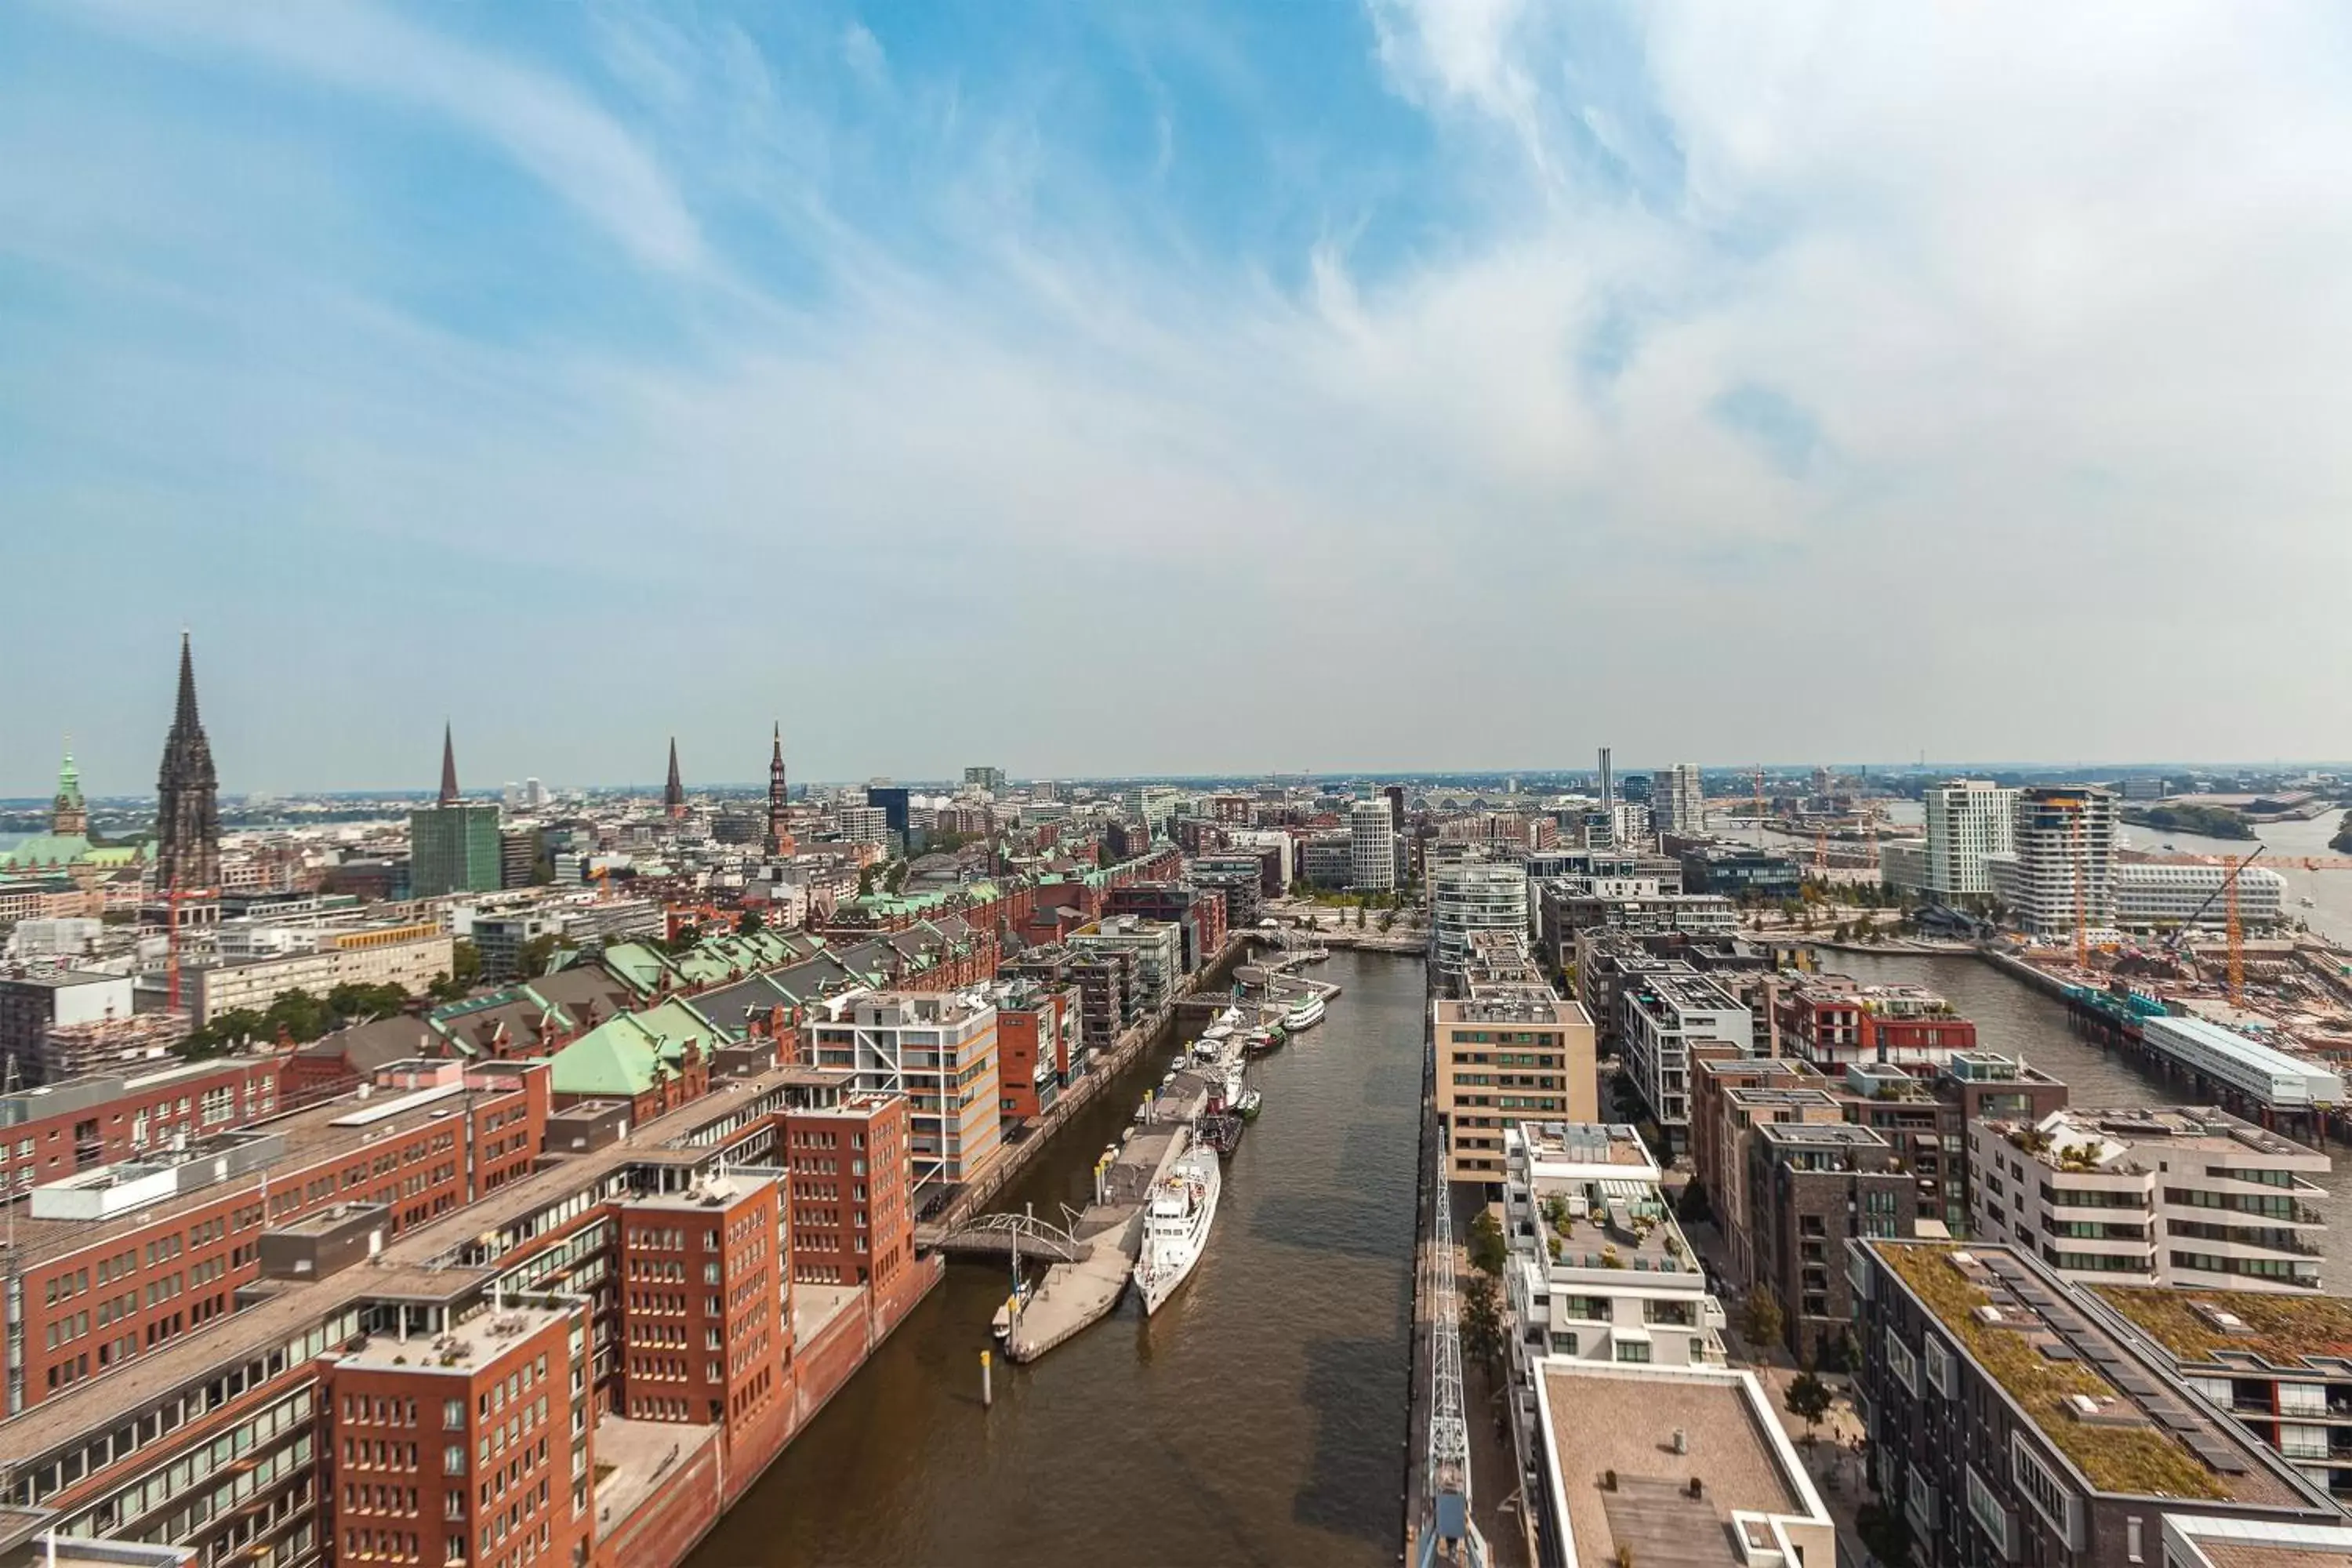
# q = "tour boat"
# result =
<box><xmin>1284</xmin><ymin>996</ymin><xmax>1327</xmax><ymax>1030</ymax></box>
<box><xmin>1133</xmin><ymin>1141</ymin><xmax>1221</xmax><ymax>1315</ymax></box>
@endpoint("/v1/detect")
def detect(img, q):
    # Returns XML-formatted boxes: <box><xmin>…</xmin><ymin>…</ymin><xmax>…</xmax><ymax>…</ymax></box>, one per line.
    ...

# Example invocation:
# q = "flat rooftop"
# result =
<box><xmin>2029</xmin><ymin>1106</ymin><xmax>2325</xmax><ymax>1170</ymax></box>
<box><xmin>335</xmin><ymin>1300</ymin><xmax>571</xmax><ymax>1373</ymax></box>
<box><xmin>1439</xmin><ymin>992</ymin><xmax>1582</xmax><ymax>1026</ymax></box>
<box><xmin>591</xmin><ymin>1416</ymin><xmax>720</xmax><ymax>1544</ymax></box>
<box><xmin>1872</xmin><ymin>1241</ymin><xmax>2301</xmax><ymax>1506</ymax></box>
<box><xmin>1513</xmin><ymin>1121</ymin><xmax>1656</xmax><ymax>1169</ymax></box>
<box><xmin>1538</xmin><ymin>1363</ymin><xmax>1820</xmax><ymax>1568</ymax></box>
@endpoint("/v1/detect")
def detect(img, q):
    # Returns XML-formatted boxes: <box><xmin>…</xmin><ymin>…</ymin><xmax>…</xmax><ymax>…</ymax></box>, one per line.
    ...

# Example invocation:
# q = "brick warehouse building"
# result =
<box><xmin>0</xmin><ymin>1058</ymin><xmax>940</xmax><ymax>1568</ymax></box>
<box><xmin>8</xmin><ymin>1056</ymin><xmax>546</xmax><ymax>1410</ymax></box>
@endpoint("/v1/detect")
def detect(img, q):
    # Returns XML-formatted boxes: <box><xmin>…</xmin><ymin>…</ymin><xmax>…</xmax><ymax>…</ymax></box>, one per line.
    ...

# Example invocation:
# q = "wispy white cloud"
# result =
<box><xmin>68</xmin><ymin>0</ymin><xmax>703</xmax><ymax>271</ymax></box>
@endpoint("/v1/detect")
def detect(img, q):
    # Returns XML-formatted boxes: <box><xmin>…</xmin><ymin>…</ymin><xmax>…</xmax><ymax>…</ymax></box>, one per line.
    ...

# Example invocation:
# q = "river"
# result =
<box><xmin>1834</xmin><ymin>949</ymin><xmax>2352</xmax><ymax>1277</ymax></box>
<box><xmin>686</xmin><ymin>949</ymin><xmax>1426</xmax><ymax>1568</ymax></box>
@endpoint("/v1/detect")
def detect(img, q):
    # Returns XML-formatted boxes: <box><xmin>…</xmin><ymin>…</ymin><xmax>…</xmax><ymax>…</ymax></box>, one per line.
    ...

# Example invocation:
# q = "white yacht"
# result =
<box><xmin>1134</xmin><ymin>1141</ymin><xmax>1221</xmax><ymax>1314</ymax></box>
<box><xmin>1285</xmin><ymin>996</ymin><xmax>1327</xmax><ymax>1030</ymax></box>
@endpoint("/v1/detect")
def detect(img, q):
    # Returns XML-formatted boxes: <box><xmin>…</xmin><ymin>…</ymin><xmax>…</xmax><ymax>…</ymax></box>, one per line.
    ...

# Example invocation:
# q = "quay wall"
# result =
<box><xmin>604</xmin><ymin>1443</ymin><xmax>725</xmax><ymax>1568</ymax></box>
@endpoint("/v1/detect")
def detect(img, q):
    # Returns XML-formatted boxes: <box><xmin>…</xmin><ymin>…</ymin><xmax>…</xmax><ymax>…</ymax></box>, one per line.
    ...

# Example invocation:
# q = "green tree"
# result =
<box><xmin>737</xmin><ymin>908</ymin><xmax>766</xmax><ymax>936</ymax></box>
<box><xmin>1355</xmin><ymin>898</ymin><xmax>1367</xmax><ymax>929</ymax></box>
<box><xmin>1856</xmin><ymin>1502</ymin><xmax>1914</xmax><ymax>1568</ymax></box>
<box><xmin>857</xmin><ymin>865</ymin><xmax>879</xmax><ymax>896</ymax></box>
<box><xmin>1741</xmin><ymin>1285</ymin><xmax>1785</xmax><ymax>1350</ymax></box>
<box><xmin>1460</xmin><ymin>1272</ymin><xmax>1506</xmax><ymax>1374</ymax></box>
<box><xmin>1675</xmin><ymin>1180</ymin><xmax>1713</xmax><ymax>1225</ymax></box>
<box><xmin>1466</xmin><ymin>1208</ymin><xmax>1508</xmax><ymax>1277</ymax></box>
<box><xmin>1785</xmin><ymin>1371</ymin><xmax>1833</xmax><ymax>1438</ymax></box>
<box><xmin>450</xmin><ymin>940</ymin><xmax>481</xmax><ymax>990</ymax></box>
<box><xmin>515</xmin><ymin>933</ymin><xmax>561</xmax><ymax>977</ymax></box>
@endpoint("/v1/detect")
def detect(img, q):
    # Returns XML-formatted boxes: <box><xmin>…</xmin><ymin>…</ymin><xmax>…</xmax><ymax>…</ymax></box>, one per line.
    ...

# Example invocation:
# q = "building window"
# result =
<box><xmin>1615</xmin><ymin>1341</ymin><xmax>1651</xmax><ymax>1364</ymax></box>
<box><xmin>2126</xmin><ymin>1517</ymin><xmax>2143</xmax><ymax>1563</ymax></box>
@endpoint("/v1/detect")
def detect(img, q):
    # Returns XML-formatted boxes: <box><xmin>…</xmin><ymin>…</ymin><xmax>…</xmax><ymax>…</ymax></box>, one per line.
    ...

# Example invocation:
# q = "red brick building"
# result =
<box><xmin>1772</xmin><ymin>976</ymin><xmax>1976</xmax><ymax>1069</ymax></box>
<box><xmin>322</xmin><ymin>1298</ymin><xmax>592</xmax><ymax>1568</ymax></box>
<box><xmin>7</xmin><ymin>1057</ymin><xmax>546</xmax><ymax>1410</ymax></box>
<box><xmin>0</xmin><ymin>1057</ymin><xmax>284</xmax><ymax>1195</ymax></box>
<box><xmin>781</xmin><ymin>1095</ymin><xmax>913</xmax><ymax>1294</ymax></box>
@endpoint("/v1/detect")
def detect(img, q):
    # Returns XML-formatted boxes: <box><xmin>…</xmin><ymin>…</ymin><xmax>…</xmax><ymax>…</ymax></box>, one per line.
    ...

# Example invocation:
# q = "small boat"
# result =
<box><xmin>1285</xmin><ymin>996</ymin><xmax>1327</xmax><ymax>1030</ymax></box>
<box><xmin>2301</xmin><ymin>896</ymin><xmax>2317</xmax><ymax>908</ymax></box>
<box><xmin>1236</xmin><ymin>1087</ymin><xmax>1263</xmax><ymax>1120</ymax></box>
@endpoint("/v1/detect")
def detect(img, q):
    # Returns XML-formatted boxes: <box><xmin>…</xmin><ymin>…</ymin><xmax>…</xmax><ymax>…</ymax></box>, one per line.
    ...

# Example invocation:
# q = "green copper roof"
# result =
<box><xmin>2</xmin><ymin>833</ymin><xmax>94</xmax><ymax>869</ymax></box>
<box><xmin>633</xmin><ymin>997</ymin><xmax>717</xmax><ymax>1063</ymax></box>
<box><xmin>55</xmin><ymin>747</ymin><xmax>82</xmax><ymax>808</ymax></box>
<box><xmin>596</xmin><ymin>942</ymin><xmax>677</xmax><ymax>997</ymax></box>
<box><xmin>550</xmin><ymin>1014</ymin><xmax>670</xmax><ymax>1098</ymax></box>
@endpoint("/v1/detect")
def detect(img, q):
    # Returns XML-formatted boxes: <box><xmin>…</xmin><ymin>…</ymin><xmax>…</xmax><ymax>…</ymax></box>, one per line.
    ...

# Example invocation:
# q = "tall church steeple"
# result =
<box><xmin>155</xmin><ymin>631</ymin><xmax>221</xmax><ymax>892</ymax></box>
<box><xmin>52</xmin><ymin>739</ymin><xmax>86</xmax><ymax>838</ymax></box>
<box><xmin>664</xmin><ymin>738</ymin><xmax>686</xmax><ymax>819</ymax></box>
<box><xmin>764</xmin><ymin>724</ymin><xmax>793</xmax><ymax>857</ymax></box>
<box><xmin>439</xmin><ymin>723</ymin><xmax>461</xmax><ymax>804</ymax></box>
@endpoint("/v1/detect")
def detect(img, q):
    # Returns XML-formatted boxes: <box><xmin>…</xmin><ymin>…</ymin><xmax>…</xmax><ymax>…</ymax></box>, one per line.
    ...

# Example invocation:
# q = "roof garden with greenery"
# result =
<box><xmin>1882</xmin><ymin>1244</ymin><xmax>2229</xmax><ymax>1501</ymax></box>
<box><xmin>2095</xmin><ymin>1286</ymin><xmax>2352</xmax><ymax>1369</ymax></box>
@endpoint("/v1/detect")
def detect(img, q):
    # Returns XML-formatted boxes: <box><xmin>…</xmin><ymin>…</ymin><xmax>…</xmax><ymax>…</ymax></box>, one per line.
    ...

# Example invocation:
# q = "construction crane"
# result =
<box><xmin>2161</xmin><ymin>845</ymin><xmax>2262</xmax><ymax>1004</ymax></box>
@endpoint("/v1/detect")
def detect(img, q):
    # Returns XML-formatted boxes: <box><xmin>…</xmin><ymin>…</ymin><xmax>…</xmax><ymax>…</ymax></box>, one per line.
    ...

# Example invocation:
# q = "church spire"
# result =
<box><xmin>155</xmin><ymin>630</ymin><xmax>221</xmax><ymax>892</ymax></box>
<box><xmin>764</xmin><ymin>722</ymin><xmax>793</xmax><ymax>858</ymax></box>
<box><xmin>663</xmin><ymin>737</ymin><xmax>685</xmax><ymax>818</ymax></box>
<box><xmin>439</xmin><ymin>723</ymin><xmax>460</xmax><ymax>804</ymax></box>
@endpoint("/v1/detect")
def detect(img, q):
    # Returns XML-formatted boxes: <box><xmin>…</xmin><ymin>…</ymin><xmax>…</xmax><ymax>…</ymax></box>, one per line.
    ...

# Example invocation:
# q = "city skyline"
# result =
<box><xmin>8</xmin><ymin>3</ymin><xmax>2352</xmax><ymax>784</ymax></box>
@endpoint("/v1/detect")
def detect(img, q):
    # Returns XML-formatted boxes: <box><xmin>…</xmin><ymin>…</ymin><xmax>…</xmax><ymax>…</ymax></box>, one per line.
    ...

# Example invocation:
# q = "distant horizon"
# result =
<box><xmin>5</xmin><ymin>760</ymin><xmax>2347</xmax><ymax>813</ymax></box>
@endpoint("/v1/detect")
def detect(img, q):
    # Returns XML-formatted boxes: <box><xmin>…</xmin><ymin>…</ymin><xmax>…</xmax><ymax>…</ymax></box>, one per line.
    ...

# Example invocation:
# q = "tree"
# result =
<box><xmin>1741</xmin><ymin>1286</ymin><xmax>1785</xmax><ymax>1350</ymax></box>
<box><xmin>1466</xmin><ymin>1208</ymin><xmax>1508</xmax><ymax>1277</ymax></box>
<box><xmin>1460</xmin><ymin>1272</ymin><xmax>1506</xmax><ymax>1374</ymax></box>
<box><xmin>1675</xmin><ymin>1179</ymin><xmax>1713</xmax><ymax>1225</ymax></box>
<box><xmin>515</xmin><ymin>933</ymin><xmax>561</xmax><ymax>977</ymax></box>
<box><xmin>1355</xmin><ymin>898</ymin><xmax>1367</xmax><ymax>929</ymax></box>
<box><xmin>737</xmin><ymin>908</ymin><xmax>766</xmax><ymax>936</ymax></box>
<box><xmin>1855</xmin><ymin>1502</ymin><xmax>1914</xmax><ymax>1568</ymax></box>
<box><xmin>857</xmin><ymin>865</ymin><xmax>879</xmax><ymax>896</ymax></box>
<box><xmin>450</xmin><ymin>940</ymin><xmax>481</xmax><ymax>991</ymax></box>
<box><xmin>1785</xmin><ymin>1371</ymin><xmax>1833</xmax><ymax>1439</ymax></box>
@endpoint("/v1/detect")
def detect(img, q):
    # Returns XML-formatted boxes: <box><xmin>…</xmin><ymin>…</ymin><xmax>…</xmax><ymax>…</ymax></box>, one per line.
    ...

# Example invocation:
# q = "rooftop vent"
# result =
<box><xmin>2189</xmin><ymin>1301</ymin><xmax>2255</xmax><ymax>1335</ymax></box>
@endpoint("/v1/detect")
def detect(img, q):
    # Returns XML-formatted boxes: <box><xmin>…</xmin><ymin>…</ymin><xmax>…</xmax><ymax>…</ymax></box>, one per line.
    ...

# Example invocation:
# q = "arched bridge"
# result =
<box><xmin>915</xmin><ymin>1210</ymin><xmax>1084</xmax><ymax>1263</ymax></box>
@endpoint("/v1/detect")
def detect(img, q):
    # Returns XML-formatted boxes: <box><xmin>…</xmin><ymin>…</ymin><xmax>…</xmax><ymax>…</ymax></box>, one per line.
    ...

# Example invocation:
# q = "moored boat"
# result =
<box><xmin>1236</xmin><ymin>1087</ymin><xmax>1263</xmax><ymax>1120</ymax></box>
<box><xmin>1134</xmin><ymin>1141</ymin><xmax>1222</xmax><ymax>1314</ymax></box>
<box><xmin>1284</xmin><ymin>996</ymin><xmax>1327</xmax><ymax>1030</ymax></box>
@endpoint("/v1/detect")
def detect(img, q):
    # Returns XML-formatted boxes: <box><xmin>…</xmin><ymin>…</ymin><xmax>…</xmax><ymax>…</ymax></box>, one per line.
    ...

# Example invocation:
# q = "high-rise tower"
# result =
<box><xmin>664</xmin><ymin>738</ymin><xmax>686</xmax><ymax>819</ymax></box>
<box><xmin>764</xmin><ymin>724</ymin><xmax>794</xmax><ymax>857</ymax></box>
<box><xmin>412</xmin><ymin>727</ymin><xmax>502</xmax><ymax>897</ymax></box>
<box><xmin>155</xmin><ymin>632</ymin><xmax>222</xmax><ymax>892</ymax></box>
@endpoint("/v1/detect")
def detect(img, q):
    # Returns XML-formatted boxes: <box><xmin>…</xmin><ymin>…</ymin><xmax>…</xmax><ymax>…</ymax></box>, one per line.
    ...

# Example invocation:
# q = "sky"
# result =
<box><xmin>5</xmin><ymin>0</ymin><xmax>2352</xmax><ymax>795</ymax></box>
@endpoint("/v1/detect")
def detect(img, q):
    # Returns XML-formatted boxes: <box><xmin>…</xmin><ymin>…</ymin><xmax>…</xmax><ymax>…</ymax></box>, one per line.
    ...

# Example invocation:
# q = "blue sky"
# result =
<box><xmin>6</xmin><ymin>0</ymin><xmax>2352</xmax><ymax>793</ymax></box>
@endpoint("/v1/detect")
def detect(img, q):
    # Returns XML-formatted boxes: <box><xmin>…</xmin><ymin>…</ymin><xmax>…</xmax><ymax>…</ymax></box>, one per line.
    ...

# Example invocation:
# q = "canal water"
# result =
<box><xmin>1835</xmin><ymin>949</ymin><xmax>2352</xmax><ymax>1276</ymax></box>
<box><xmin>686</xmin><ymin>949</ymin><xmax>1426</xmax><ymax>1568</ymax></box>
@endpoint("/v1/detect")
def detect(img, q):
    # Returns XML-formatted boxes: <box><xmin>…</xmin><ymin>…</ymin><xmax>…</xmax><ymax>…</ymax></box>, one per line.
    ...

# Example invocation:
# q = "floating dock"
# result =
<box><xmin>1003</xmin><ymin>1051</ymin><xmax>1234</xmax><ymax>1361</ymax></box>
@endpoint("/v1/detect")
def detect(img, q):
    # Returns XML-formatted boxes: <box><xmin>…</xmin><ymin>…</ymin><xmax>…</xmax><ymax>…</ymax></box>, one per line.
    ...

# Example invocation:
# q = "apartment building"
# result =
<box><xmin>1988</xmin><ymin>786</ymin><xmax>2120</xmax><ymax>941</ymax></box>
<box><xmin>808</xmin><ymin>992</ymin><xmax>1002</xmax><ymax>1189</ymax></box>
<box><xmin>0</xmin><ymin>970</ymin><xmax>138</xmax><ymax>1087</ymax></box>
<box><xmin>989</xmin><ymin>980</ymin><xmax>1074</xmax><ymax>1121</ymax></box>
<box><xmin>1497</xmin><ymin>1123</ymin><xmax>1724</xmax><ymax>1373</ymax></box>
<box><xmin>1650</xmin><ymin>764</ymin><xmax>1707</xmax><ymax>838</ymax></box>
<box><xmin>1923</xmin><ymin>779</ymin><xmax>2018</xmax><ymax>898</ymax></box>
<box><xmin>1744</xmin><ymin>1121</ymin><xmax>1915</xmax><ymax>1360</ymax></box>
<box><xmin>1429</xmin><ymin>860</ymin><xmax>1530</xmax><ymax>983</ymax></box>
<box><xmin>1519</xmin><ymin>1359</ymin><xmax>1831</xmax><ymax>1568</ymax></box>
<box><xmin>1619</xmin><ymin>973</ymin><xmax>1751</xmax><ymax>1154</ymax></box>
<box><xmin>1851</xmin><ymin>1240</ymin><xmax>2340</xmax><ymax>1568</ymax></box>
<box><xmin>1069</xmin><ymin>916</ymin><xmax>1181</xmax><ymax>1015</ymax></box>
<box><xmin>1348</xmin><ymin>799</ymin><xmax>1397</xmax><ymax>892</ymax></box>
<box><xmin>1969</xmin><ymin>1106</ymin><xmax>2328</xmax><ymax>1292</ymax></box>
<box><xmin>1432</xmin><ymin>977</ymin><xmax>1596</xmax><ymax>1188</ymax></box>
<box><xmin>1773</xmin><ymin>975</ymin><xmax>1977</xmax><ymax>1070</ymax></box>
